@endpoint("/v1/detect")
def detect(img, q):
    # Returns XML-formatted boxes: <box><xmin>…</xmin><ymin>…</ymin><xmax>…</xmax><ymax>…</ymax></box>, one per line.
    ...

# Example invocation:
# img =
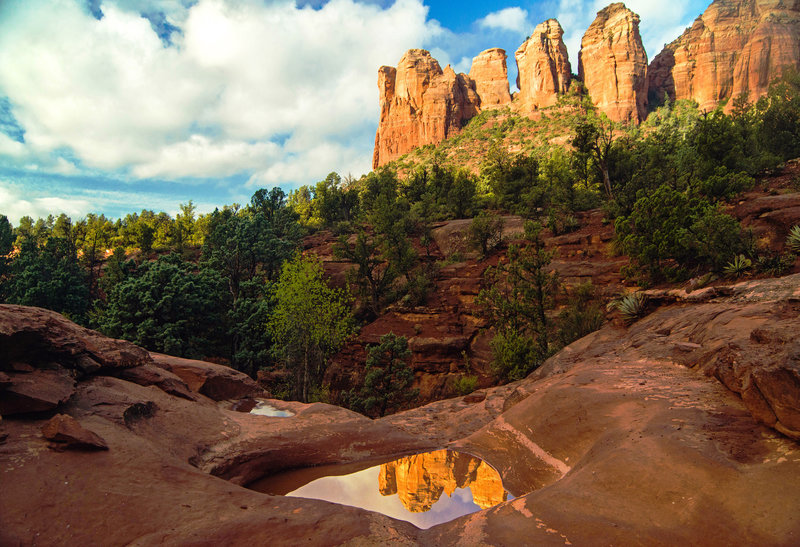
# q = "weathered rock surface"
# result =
<box><xmin>373</xmin><ymin>50</ymin><xmax>480</xmax><ymax>168</ymax></box>
<box><xmin>4</xmin><ymin>275</ymin><xmax>800</xmax><ymax>544</ymax></box>
<box><xmin>150</xmin><ymin>352</ymin><xmax>264</xmax><ymax>401</ymax></box>
<box><xmin>514</xmin><ymin>19</ymin><xmax>572</xmax><ymax>112</ymax></box>
<box><xmin>42</xmin><ymin>414</ymin><xmax>108</xmax><ymax>451</ymax></box>
<box><xmin>648</xmin><ymin>0</ymin><xmax>800</xmax><ymax>111</ymax></box>
<box><xmin>578</xmin><ymin>2</ymin><xmax>649</xmax><ymax>123</ymax></box>
<box><xmin>468</xmin><ymin>48</ymin><xmax>512</xmax><ymax>109</ymax></box>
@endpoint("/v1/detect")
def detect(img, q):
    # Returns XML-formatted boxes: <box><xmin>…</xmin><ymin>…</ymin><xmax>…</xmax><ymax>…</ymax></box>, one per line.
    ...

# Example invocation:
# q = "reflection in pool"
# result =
<box><xmin>249</xmin><ymin>401</ymin><xmax>294</xmax><ymax>417</ymax></box>
<box><xmin>251</xmin><ymin>449</ymin><xmax>511</xmax><ymax>529</ymax></box>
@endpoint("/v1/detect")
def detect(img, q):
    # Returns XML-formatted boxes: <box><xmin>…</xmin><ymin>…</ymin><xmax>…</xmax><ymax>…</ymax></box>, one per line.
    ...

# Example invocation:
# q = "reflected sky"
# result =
<box><xmin>249</xmin><ymin>401</ymin><xmax>294</xmax><ymax>418</ymax></box>
<box><xmin>252</xmin><ymin>450</ymin><xmax>511</xmax><ymax>529</ymax></box>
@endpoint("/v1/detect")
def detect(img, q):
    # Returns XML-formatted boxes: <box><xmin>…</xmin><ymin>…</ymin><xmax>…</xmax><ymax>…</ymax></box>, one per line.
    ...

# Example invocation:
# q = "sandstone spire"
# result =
<box><xmin>468</xmin><ymin>48</ymin><xmax>512</xmax><ymax>108</ymax></box>
<box><xmin>578</xmin><ymin>3</ymin><xmax>648</xmax><ymax>122</ymax></box>
<box><xmin>648</xmin><ymin>0</ymin><xmax>800</xmax><ymax>112</ymax></box>
<box><xmin>515</xmin><ymin>19</ymin><xmax>572</xmax><ymax>112</ymax></box>
<box><xmin>373</xmin><ymin>50</ymin><xmax>482</xmax><ymax>168</ymax></box>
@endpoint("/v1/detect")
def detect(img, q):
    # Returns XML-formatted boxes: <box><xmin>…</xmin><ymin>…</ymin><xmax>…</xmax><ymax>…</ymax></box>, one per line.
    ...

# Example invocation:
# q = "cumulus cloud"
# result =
<box><xmin>0</xmin><ymin>0</ymin><xmax>440</xmax><ymax>187</ymax></box>
<box><xmin>477</xmin><ymin>7</ymin><xmax>529</xmax><ymax>33</ymax></box>
<box><xmin>0</xmin><ymin>181</ymin><xmax>93</xmax><ymax>223</ymax></box>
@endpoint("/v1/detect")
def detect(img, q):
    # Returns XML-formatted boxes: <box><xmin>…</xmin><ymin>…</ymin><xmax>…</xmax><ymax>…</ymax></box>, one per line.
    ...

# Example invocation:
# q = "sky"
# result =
<box><xmin>0</xmin><ymin>0</ymin><xmax>710</xmax><ymax>224</ymax></box>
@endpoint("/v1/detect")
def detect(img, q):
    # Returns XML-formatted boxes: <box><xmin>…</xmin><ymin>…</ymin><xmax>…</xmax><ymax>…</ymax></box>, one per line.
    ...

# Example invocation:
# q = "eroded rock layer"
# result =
<box><xmin>578</xmin><ymin>2</ymin><xmax>649</xmax><ymax>122</ymax></box>
<box><xmin>515</xmin><ymin>19</ymin><xmax>572</xmax><ymax>111</ymax></box>
<box><xmin>648</xmin><ymin>0</ymin><xmax>800</xmax><ymax>111</ymax></box>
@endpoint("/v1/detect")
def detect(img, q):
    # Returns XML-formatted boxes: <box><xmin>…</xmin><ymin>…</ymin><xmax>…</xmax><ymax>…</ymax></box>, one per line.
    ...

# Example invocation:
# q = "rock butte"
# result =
<box><xmin>578</xmin><ymin>2</ymin><xmax>648</xmax><ymax>123</ymax></box>
<box><xmin>2</xmin><ymin>269</ymin><xmax>800</xmax><ymax>543</ymax></box>
<box><xmin>373</xmin><ymin>0</ymin><xmax>800</xmax><ymax>166</ymax></box>
<box><xmin>648</xmin><ymin>0</ymin><xmax>800</xmax><ymax>111</ymax></box>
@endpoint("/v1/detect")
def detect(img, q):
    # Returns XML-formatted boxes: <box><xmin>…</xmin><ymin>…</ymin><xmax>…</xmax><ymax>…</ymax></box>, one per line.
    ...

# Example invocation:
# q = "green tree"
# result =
<box><xmin>267</xmin><ymin>254</ymin><xmax>354</xmax><ymax>402</ymax></box>
<box><xmin>7</xmin><ymin>235</ymin><xmax>90</xmax><ymax>324</ymax></box>
<box><xmin>477</xmin><ymin>222</ymin><xmax>559</xmax><ymax>380</ymax></box>
<box><xmin>334</xmin><ymin>228</ymin><xmax>397</xmax><ymax>319</ymax></box>
<box><xmin>0</xmin><ymin>215</ymin><xmax>14</xmax><ymax>299</ymax></box>
<box><xmin>467</xmin><ymin>211</ymin><xmax>505</xmax><ymax>258</ymax></box>
<box><xmin>351</xmin><ymin>333</ymin><xmax>418</xmax><ymax>417</ymax></box>
<box><xmin>98</xmin><ymin>253</ymin><xmax>227</xmax><ymax>358</ymax></box>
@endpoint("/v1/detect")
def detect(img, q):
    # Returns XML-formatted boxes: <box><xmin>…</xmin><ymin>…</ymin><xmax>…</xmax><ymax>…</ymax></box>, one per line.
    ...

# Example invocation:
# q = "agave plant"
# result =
<box><xmin>607</xmin><ymin>292</ymin><xmax>648</xmax><ymax>324</ymax></box>
<box><xmin>723</xmin><ymin>254</ymin><xmax>752</xmax><ymax>278</ymax></box>
<box><xmin>787</xmin><ymin>225</ymin><xmax>800</xmax><ymax>254</ymax></box>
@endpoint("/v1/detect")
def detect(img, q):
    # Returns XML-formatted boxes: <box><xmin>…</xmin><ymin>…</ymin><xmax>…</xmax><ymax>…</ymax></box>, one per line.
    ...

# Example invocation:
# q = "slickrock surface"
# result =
<box><xmin>2</xmin><ymin>271</ymin><xmax>800</xmax><ymax>544</ymax></box>
<box><xmin>468</xmin><ymin>48</ymin><xmax>512</xmax><ymax>109</ymax></box>
<box><xmin>578</xmin><ymin>3</ymin><xmax>649</xmax><ymax>123</ymax></box>
<box><xmin>648</xmin><ymin>0</ymin><xmax>800</xmax><ymax>111</ymax></box>
<box><xmin>514</xmin><ymin>19</ymin><xmax>572</xmax><ymax>112</ymax></box>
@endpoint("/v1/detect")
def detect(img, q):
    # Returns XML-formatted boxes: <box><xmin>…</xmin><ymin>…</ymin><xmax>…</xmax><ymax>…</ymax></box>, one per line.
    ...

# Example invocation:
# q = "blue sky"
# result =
<box><xmin>0</xmin><ymin>0</ymin><xmax>710</xmax><ymax>224</ymax></box>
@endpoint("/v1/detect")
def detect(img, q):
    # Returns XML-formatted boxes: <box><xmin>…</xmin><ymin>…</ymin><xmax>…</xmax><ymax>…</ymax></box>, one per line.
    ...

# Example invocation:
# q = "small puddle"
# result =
<box><xmin>249</xmin><ymin>401</ymin><xmax>294</xmax><ymax>417</ymax></box>
<box><xmin>250</xmin><ymin>449</ymin><xmax>511</xmax><ymax>529</ymax></box>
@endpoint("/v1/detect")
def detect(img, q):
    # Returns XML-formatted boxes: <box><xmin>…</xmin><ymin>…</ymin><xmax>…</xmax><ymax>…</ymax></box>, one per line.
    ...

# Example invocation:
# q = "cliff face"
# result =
<box><xmin>648</xmin><ymin>0</ymin><xmax>800</xmax><ymax>111</ymax></box>
<box><xmin>514</xmin><ymin>19</ymin><xmax>572</xmax><ymax>112</ymax></box>
<box><xmin>378</xmin><ymin>449</ymin><xmax>507</xmax><ymax>512</ymax></box>
<box><xmin>468</xmin><ymin>48</ymin><xmax>512</xmax><ymax>109</ymax></box>
<box><xmin>578</xmin><ymin>3</ymin><xmax>649</xmax><ymax>122</ymax></box>
<box><xmin>372</xmin><ymin>49</ymin><xmax>482</xmax><ymax>168</ymax></box>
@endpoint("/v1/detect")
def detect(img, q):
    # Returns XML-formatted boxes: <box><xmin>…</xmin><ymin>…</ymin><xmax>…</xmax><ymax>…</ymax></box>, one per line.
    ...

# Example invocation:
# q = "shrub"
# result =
<box><xmin>468</xmin><ymin>211</ymin><xmax>505</xmax><ymax>257</ymax></box>
<box><xmin>723</xmin><ymin>254</ymin><xmax>752</xmax><ymax>278</ymax></box>
<box><xmin>453</xmin><ymin>375</ymin><xmax>478</xmax><ymax>396</ymax></box>
<box><xmin>787</xmin><ymin>225</ymin><xmax>800</xmax><ymax>254</ymax></box>
<box><xmin>607</xmin><ymin>292</ymin><xmax>648</xmax><ymax>324</ymax></box>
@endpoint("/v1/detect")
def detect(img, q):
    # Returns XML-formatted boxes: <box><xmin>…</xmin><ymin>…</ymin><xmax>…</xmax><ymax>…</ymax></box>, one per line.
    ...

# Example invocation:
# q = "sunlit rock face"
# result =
<box><xmin>578</xmin><ymin>2</ymin><xmax>649</xmax><ymax>123</ymax></box>
<box><xmin>372</xmin><ymin>49</ymin><xmax>481</xmax><ymax>168</ymax></box>
<box><xmin>648</xmin><ymin>0</ymin><xmax>800</xmax><ymax>112</ymax></box>
<box><xmin>468</xmin><ymin>48</ymin><xmax>512</xmax><ymax>109</ymax></box>
<box><xmin>515</xmin><ymin>19</ymin><xmax>572</xmax><ymax>112</ymax></box>
<box><xmin>378</xmin><ymin>449</ymin><xmax>507</xmax><ymax>512</ymax></box>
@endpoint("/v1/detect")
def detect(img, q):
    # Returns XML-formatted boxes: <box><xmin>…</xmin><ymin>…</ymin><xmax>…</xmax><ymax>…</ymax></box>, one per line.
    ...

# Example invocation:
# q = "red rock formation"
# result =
<box><xmin>373</xmin><ymin>50</ymin><xmax>480</xmax><ymax>168</ymax></box>
<box><xmin>648</xmin><ymin>0</ymin><xmax>800</xmax><ymax>111</ymax></box>
<box><xmin>515</xmin><ymin>19</ymin><xmax>572</xmax><ymax>111</ymax></box>
<box><xmin>378</xmin><ymin>449</ymin><xmax>507</xmax><ymax>511</ymax></box>
<box><xmin>468</xmin><ymin>48</ymin><xmax>512</xmax><ymax>108</ymax></box>
<box><xmin>578</xmin><ymin>3</ymin><xmax>648</xmax><ymax>122</ymax></box>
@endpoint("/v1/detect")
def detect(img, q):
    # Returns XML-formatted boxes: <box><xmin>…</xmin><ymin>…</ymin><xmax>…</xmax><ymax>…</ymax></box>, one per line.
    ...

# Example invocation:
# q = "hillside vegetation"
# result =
<box><xmin>2</xmin><ymin>72</ymin><xmax>800</xmax><ymax>413</ymax></box>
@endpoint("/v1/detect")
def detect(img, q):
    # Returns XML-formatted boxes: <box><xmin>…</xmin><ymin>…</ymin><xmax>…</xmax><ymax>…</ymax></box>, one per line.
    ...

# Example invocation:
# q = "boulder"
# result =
<box><xmin>0</xmin><ymin>368</ymin><xmax>75</xmax><ymax>415</ymax></box>
<box><xmin>41</xmin><ymin>414</ymin><xmax>108</xmax><ymax>451</ymax></box>
<box><xmin>149</xmin><ymin>353</ymin><xmax>264</xmax><ymax>401</ymax></box>
<box><xmin>578</xmin><ymin>3</ymin><xmax>648</xmax><ymax>122</ymax></box>
<box><xmin>514</xmin><ymin>19</ymin><xmax>572</xmax><ymax>111</ymax></box>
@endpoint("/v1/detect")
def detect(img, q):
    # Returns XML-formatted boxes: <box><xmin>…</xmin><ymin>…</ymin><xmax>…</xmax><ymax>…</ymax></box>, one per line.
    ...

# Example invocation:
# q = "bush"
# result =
<box><xmin>788</xmin><ymin>225</ymin><xmax>800</xmax><ymax>254</ymax></box>
<box><xmin>489</xmin><ymin>329</ymin><xmax>541</xmax><ymax>381</ymax></box>
<box><xmin>468</xmin><ymin>211</ymin><xmax>505</xmax><ymax>257</ymax></box>
<box><xmin>607</xmin><ymin>292</ymin><xmax>648</xmax><ymax>324</ymax></box>
<box><xmin>453</xmin><ymin>375</ymin><xmax>478</xmax><ymax>396</ymax></box>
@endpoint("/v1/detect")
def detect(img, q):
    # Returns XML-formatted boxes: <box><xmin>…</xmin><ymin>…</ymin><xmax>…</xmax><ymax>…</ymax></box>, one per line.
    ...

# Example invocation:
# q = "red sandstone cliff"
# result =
<box><xmin>578</xmin><ymin>3</ymin><xmax>648</xmax><ymax>123</ymax></box>
<box><xmin>648</xmin><ymin>0</ymin><xmax>800</xmax><ymax>111</ymax></box>
<box><xmin>469</xmin><ymin>48</ymin><xmax>512</xmax><ymax>109</ymax></box>
<box><xmin>372</xmin><ymin>50</ymin><xmax>481</xmax><ymax>168</ymax></box>
<box><xmin>515</xmin><ymin>19</ymin><xmax>572</xmax><ymax>112</ymax></box>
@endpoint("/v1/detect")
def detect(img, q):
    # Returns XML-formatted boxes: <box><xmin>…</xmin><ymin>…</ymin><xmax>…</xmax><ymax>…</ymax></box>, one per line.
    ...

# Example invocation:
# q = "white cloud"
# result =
<box><xmin>0</xmin><ymin>0</ymin><xmax>439</xmax><ymax>186</ymax></box>
<box><xmin>0</xmin><ymin>181</ymin><xmax>93</xmax><ymax>223</ymax></box>
<box><xmin>478</xmin><ymin>7</ymin><xmax>529</xmax><ymax>33</ymax></box>
<box><xmin>132</xmin><ymin>135</ymin><xmax>280</xmax><ymax>179</ymax></box>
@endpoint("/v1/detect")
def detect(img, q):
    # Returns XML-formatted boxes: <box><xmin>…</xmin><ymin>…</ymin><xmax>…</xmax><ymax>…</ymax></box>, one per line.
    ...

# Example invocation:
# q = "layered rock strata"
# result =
<box><xmin>648</xmin><ymin>0</ymin><xmax>800</xmax><ymax>111</ymax></box>
<box><xmin>578</xmin><ymin>2</ymin><xmax>649</xmax><ymax>122</ymax></box>
<box><xmin>514</xmin><ymin>19</ymin><xmax>572</xmax><ymax>111</ymax></box>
